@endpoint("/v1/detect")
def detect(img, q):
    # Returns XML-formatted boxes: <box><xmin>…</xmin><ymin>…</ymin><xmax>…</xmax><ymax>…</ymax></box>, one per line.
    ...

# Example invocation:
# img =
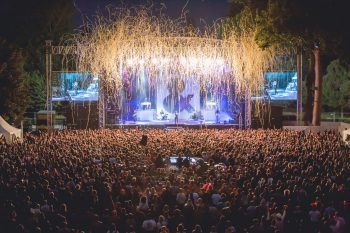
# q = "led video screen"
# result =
<box><xmin>52</xmin><ymin>73</ymin><xmax>99</xmax><ymax>102</ymax></box>
<box><xmin>264</xmin><ymin>72</ymin><xmax>297</xmax><ymax>101</ymax></box>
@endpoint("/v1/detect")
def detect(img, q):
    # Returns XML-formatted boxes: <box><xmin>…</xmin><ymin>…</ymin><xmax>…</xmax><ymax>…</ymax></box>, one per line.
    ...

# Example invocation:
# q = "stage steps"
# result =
<box><xmin>165</xmin><ymin>127</ymin><xmax>184</xmax><ymax>131</ymax></box>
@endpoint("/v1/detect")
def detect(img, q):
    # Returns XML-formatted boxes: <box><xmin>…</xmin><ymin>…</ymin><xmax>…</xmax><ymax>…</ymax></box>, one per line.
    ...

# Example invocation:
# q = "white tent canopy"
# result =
<box><xmin>342</xmin><ymin>128</ymin><xmax>350</xmax><ymax>146</ymax></box>
<box><xmin>0</xmin><ymin>116</ymin><xmax>22</xmax><ymax>144</ymax></box>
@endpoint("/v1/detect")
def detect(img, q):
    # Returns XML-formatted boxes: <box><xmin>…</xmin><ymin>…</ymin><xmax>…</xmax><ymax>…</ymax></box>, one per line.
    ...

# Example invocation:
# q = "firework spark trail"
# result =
<box><xmin>65</xmin><ymin>6</ymin><xmax>289</xmax><ymax>106</ymax></box>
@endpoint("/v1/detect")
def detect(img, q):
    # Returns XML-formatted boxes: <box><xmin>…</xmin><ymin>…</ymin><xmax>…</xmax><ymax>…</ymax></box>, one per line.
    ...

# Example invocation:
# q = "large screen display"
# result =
<box><xmin>264</xmin><ymin>72</ymin><xmax>297</xmax><ymax>101</ymax></box>
<box><xmin>52</xmin><ymin>73</ymin><xmax>98</xmax><ymax>102</ymax></box>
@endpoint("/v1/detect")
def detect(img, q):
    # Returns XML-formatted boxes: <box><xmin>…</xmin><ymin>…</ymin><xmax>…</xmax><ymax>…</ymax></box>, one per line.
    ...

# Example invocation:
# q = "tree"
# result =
<box><xmin>0</xmin><ymin>0</ymin><xmax>76</xmax><ymax>114</ymax></box>
<box><xmin>323</xmin><ymin>60</ymin><xmax>350</xmax><ymax>118</ymax></box>
<box><xmin>0</xmin><ymin>0</ymin><xmax>76</xmax><ymax>71</ymax></box>
<box><xmin>0</xmin><ymin>40</ymin><xmax>29</xmax><ymax>125</ymax></box>
<box><xmin>229</xmin><ymin>0</ymin><xmax>350</xmax><ymax>125</ymax></box>
<box><xmin>27</xmin><ymin>72</ymin><xmax>46</xmax><ymax>114</ymax></box>
<box><xmin>254</xmin><ymin>0</ymin><xmax>327</xmax><ymax>126</ymax></box>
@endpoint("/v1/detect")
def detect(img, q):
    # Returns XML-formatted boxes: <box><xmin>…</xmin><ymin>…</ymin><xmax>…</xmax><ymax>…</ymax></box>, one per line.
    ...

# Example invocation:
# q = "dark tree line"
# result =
<box><xmin>0</xmin><ymin>0</ymin><xmax>76</xmax><ymax>125</ymax></box>
<box><xmin>228</xmin><ymin>0</ymin><xmax>350</xmax><ymax>125</ymax></box>
<box><xmin>0</xmin><ymin>40</ymin><xmax>28</xmax><ymax>125</ymax></box>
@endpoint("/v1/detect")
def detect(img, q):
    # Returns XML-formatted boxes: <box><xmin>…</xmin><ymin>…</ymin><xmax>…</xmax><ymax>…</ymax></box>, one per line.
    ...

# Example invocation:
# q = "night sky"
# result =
<box><xmin>74</xmin><ymin>0</ymin><xmax>230</xmax><ymax>26</ymax></box>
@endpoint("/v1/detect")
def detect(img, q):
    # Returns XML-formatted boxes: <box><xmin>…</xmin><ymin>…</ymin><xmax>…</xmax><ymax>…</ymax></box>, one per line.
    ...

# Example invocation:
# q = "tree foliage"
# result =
<box><xmin>228</xmin><ymin>0</ymin><xmax>350</xmax><ymax>125</ymax></box>
<box><xmin>0</xmin><ymin>0</ymin><xmax>76</xmax><ymax>71</ymax></box>
<box><xmin>232</xmin><ymin>0</ymin><xmax>348</xmax><ymax>53</ymax></box>
<box><xmin>27</xmin><ymin>72</ymin><xmax>46</xmax><ymax>113</ymax></box>
<box><xmin>0</xmin><ymin>40</ymin><xmax>29</xmax><ymax>125</ymax></box>
<box><xmin>323</xmin><ymin>60</ymin><xmax>350</xmax><ymax>111</ymax></box>
<box><xmin>0</xmin><ymin>0</ymin><xmax>76</xmax><ymax>115</ymax></box>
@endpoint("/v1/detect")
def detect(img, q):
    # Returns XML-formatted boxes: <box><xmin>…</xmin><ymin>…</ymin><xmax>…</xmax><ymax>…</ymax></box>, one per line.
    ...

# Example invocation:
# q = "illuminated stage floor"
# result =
<box><xmin>128</xmin><ymin>120</ymin><xmax>215</xmax><ymax>125</ymax></box>
<box><xmin>106</xmin><ymin>120</ymin><xmax>239</xmax><ymax>129</ymax></box>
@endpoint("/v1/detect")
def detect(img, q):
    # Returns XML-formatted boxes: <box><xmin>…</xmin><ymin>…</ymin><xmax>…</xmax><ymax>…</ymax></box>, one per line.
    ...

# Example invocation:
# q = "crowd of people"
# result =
<box><xmin>0</xmin><ymin>128</ymin><xmax>349</xmax><ymax>233</ymax></box>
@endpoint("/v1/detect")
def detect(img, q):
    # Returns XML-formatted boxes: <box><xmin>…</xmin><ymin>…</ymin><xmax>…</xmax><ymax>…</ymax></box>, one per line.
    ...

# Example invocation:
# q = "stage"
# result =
<box><xmin>105</xmin><ymin>119</ymin><xmax>239</xmax><ymax>129</ymax></box>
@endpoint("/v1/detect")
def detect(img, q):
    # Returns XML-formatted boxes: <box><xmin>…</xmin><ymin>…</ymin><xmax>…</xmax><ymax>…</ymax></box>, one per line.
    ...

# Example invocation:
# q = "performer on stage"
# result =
<box><xmin>174</xmin><ymin>111</ymin><xmax>179</xmax><ymax>124</ymax></box>
<box><xmin>215</xmin><ymin>109</ymin><xmax>220</xmax><ymax>123</ymax></box>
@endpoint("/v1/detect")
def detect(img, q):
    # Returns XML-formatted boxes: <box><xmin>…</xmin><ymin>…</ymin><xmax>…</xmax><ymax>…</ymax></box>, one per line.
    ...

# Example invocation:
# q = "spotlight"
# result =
<box><xmin>180</xmin><ymin>57</ymin><xmax>187</xmax><ymax>66</ymax></box>
<box><xmin>216</xmin><ymin>58</ymin><xmax>225</xmax><ymax>66</ymax></box>
<box><xmin>161</xmin><ymin>57</ymin><xmax>169</xmax><ymax>65</ymax></box>
<box><xmin>204</xmin><ymin>58</ymin><xmax>212</xmax><ymax>67</ymax></box>
<box><xmin>189</xmin><ymin>57</ymin><xmax>198</xmax><ymax>67</ymax></box>
<box><xmin>151</xmin><ymin>58</ymin><xmax>158</xmax><ymax>65</ymax></box>
<box><xmin>126</xmin><ymin>59</ymin><xmax>134</xmax><ymax>66</ymax></box>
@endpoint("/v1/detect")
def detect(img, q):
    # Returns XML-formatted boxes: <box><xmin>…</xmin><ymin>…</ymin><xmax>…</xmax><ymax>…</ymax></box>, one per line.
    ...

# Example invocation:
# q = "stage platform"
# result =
<box><xmin>106</xmin><ymin>120</ymin><xmax>239</xmax><ymax>129</ymax></box>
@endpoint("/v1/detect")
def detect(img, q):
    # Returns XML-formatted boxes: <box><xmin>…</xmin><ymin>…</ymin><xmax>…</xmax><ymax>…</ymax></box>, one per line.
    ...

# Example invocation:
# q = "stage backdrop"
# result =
<box><xmin>156</xmin><ymin>77</ymin><xmax>200</xmax><ymax>120</ymax></box>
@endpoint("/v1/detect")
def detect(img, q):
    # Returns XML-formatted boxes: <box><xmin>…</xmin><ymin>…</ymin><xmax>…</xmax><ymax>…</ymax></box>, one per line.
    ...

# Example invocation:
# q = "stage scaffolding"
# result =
<box><xmin>45</xmin><ymin>41</ymin><xmax>250</xmax><ymax>130</ymax></box>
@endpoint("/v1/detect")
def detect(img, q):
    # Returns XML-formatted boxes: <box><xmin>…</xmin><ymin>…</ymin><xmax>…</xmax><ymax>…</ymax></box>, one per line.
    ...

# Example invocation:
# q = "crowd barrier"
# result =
<box><xmin>283</xmin><ymin>121</ymin><xmax>350</xmax><ymax>144</ymax></box>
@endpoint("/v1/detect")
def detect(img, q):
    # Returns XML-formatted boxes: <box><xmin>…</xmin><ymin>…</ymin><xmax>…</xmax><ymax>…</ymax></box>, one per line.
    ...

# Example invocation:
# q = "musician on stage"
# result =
<box><xmin>174</xmin><ymin>111</ymin><xmax>179</xmax><ymax>124</ymax></box>
<box><xmin>215</xmin><ymin>109</ymin><xmax>220</xmax><ymax>123</ymax></box>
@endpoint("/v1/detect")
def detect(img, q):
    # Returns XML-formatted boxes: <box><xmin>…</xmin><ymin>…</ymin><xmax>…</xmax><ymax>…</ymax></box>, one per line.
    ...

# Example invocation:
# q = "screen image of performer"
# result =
<box><xmin>272</xmin><ymin>80</ymin><xmax>277</xmax><ymax>94</ymax></box>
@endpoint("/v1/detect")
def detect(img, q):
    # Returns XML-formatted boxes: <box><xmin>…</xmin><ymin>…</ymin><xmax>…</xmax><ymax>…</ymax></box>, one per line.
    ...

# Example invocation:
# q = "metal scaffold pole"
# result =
<box><xmin>44</xmin><ymin>41</ymin><xmax>78</xmax><ymax>130</ymax></box>
<box><xmin>98</xmin><ymin>80</ymin><xmax>106</xmax><ymax>128</ymax></box>
<box><xmin>45</xmin><ymin>40</ymin><xmax>53</xmax><ymax>132</ymax></box>
<box><xmin>297</xmin><ymin>49</ymin><xmax>303</xmax><ymax>125</ymax></box>
<box><xmin>245</xmin><ymin>93</ymin><xmax>251</xmax><ymax>129</ymax></box>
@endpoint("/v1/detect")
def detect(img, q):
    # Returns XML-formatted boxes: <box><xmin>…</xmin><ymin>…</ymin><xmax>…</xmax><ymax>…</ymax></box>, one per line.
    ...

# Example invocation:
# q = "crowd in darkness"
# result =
<box><xmin>0</xmin><ymin>128</ymin><xmax>349</xmax><ymax>233</ymax></box>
